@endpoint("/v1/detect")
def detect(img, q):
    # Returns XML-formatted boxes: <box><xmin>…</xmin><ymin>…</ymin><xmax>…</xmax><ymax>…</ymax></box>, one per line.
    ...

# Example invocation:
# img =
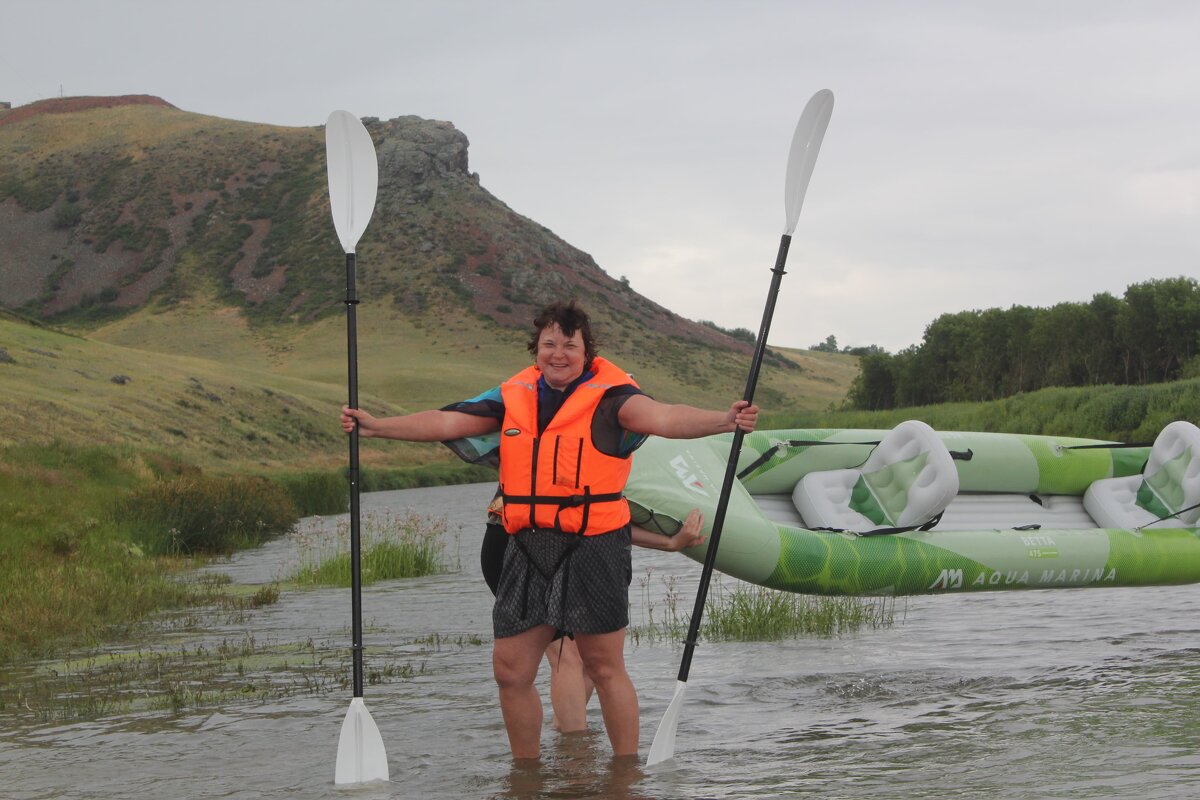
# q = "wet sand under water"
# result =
<box><xmin>3</xmin><ymin>482</ymin><xmax>1200</xmax><ymax>799</ymax></box>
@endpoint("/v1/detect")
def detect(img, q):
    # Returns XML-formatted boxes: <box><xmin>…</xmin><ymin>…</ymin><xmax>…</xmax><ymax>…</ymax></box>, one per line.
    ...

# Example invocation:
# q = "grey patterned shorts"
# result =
<box><xmin>492</xmin><ymin>525</ymin><xmax>632</xmax><ymax>639</ymax></box>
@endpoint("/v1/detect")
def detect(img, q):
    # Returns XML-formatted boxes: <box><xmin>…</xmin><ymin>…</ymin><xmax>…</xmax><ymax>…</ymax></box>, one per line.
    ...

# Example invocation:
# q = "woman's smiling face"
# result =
<box><xmin>535</xmin><ymin>323</ymin><xmax>587</xmax><ymax>389</ymax></box>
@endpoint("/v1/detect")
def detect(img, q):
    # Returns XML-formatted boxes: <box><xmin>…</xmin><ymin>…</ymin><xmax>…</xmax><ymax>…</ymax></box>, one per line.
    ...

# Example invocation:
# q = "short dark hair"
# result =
<box><xmin>527</xmin><ymin>299</ymin><xmax>598</xmax><ymax>368</ymax></box>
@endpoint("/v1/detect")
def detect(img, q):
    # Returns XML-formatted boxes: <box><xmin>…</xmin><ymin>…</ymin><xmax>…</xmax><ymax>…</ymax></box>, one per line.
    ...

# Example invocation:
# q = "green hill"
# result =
<box><xmin>0</xmin><ymin>308</ymin><xmax>859</xmax><ymax>474</ymax></box>
<box><xmin>0</xmin><ymin>95</ymin><xmax>860</xmax><ymax>463</ymax></box>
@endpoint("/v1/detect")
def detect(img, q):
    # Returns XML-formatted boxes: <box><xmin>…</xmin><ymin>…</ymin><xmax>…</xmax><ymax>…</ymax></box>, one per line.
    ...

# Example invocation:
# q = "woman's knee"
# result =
<box><xmin>494</xmin><ymin>651</ymin><xmax>533</xmax><ymax>689</ymax></box>
<box><xmin>494</xmin><ymin>629</ymin><xmax>552</xmax><ymax>688</ymax></box>
<box><xmin>575</xmin><ymin>633</ymin><xmax>628</xmax><ymax>686</ymax></box>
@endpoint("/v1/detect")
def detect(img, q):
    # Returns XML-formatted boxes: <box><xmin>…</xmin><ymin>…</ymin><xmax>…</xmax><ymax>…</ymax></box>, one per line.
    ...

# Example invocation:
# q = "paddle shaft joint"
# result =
<box><xmin>770</xmin><ymin>235</ymin><xmax>790</xmax><ymax>279</ymax></box>
<box><xmin>345</xmin><ymin>252</ymin><xmax>360</xmax><ymax>306</ymax></box>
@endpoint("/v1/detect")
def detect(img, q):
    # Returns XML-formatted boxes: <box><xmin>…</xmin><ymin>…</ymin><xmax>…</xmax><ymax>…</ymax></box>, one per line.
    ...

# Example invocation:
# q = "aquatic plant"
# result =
<box><xmin>0</xmin><ymin>633</ymin><xmax>430</xmax><ymax>722</ymax></box>
<box><xmin>701</xmin><ymin>580</ymin><xmax>896</xmax><ymax>640</ymax></box>
<box><xmin>288</xmin><ymin>509</ymin><xmax>453</xmax><ymax>587</ymax></box>
<box><xmin>630</xmin><ymin>568</ymin><xmax>896</xmax><ymax>644</ymax></box>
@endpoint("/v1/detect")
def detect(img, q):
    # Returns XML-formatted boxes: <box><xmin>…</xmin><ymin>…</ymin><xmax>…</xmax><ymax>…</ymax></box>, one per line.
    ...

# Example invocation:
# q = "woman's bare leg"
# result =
<box><xmin>493</xmin><ymin>624</ymin><xmax>557</xmax><ymax>759</ymax></box>
<box><xmin>544</xmin><ymin>637</ymin><xmax>594</xmax><ymax>732</ymax></box>
<box><xmin>574</xmin><ymin>628</ymin><xmax>638</xmax><ymax>756</ymax></box>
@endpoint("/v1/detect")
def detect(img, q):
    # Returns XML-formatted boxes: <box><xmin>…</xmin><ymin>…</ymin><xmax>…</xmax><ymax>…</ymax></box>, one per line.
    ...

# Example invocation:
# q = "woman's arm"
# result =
<box><xmin>617</xmin><ymin>395</ymin><xmax>758</xmax><ymax>439</ymax></box>
<box><xmin>341</xmin><ymin>406</ymin><xmax>499</xmax><ymax>441</ymax></box>
<box><xmin>631</xmin><ymin>508</ymin><xmax>706</xmax><ymax>552</ymax></box>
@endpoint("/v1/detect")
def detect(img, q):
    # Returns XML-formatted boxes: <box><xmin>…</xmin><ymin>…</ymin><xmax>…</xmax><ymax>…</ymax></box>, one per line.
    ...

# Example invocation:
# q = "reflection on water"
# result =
<box><xmin>2</xmin><ymin>482</ymin><xmax>1200</xmax><ymax>799</ymax></box>
<box><xmin>496</xmin><ymin>739</ymin><xmax>652</xmax><ymax>800</ymax></box>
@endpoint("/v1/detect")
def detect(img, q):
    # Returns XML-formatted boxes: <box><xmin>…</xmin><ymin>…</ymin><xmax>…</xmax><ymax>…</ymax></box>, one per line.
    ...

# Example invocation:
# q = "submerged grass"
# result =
<box><xmin>288</xmin><ymin>509</ymin><xmax>454</xmax><ymax>587</ymax></box>
<box><xmin>630</xmin><ymin>568</ymin><xmax>897</xmax><ymax>645</ymax></box>
<box><xmin>0</xmin><ymin>631</ymin><xmax>430</xmax><ymax>723</ymax></box>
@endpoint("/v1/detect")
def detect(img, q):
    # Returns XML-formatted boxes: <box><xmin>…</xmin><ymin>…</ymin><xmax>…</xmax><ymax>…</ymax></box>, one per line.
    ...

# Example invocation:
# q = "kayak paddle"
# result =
<box><xmin>325</xmin><ymin>109</ymin><xmax>388</xmax><ymax>785</ymax></box>
<box><xmin>646</xmin><ymin>88</ymin><xmax>835</xmax><ymax>767</ymax></box>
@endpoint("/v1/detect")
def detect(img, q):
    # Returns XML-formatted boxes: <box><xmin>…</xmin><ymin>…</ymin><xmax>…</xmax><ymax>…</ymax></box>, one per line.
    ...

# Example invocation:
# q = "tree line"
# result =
<box><xmin>845</xmin><ymin>276</ymin><xmax>1200</xmax><ymax>410</ymax></box>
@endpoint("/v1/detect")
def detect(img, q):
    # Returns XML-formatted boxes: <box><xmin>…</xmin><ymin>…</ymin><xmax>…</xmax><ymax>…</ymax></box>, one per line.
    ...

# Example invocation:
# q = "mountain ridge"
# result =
<box><xmin>0</xmin><ymin>97</ymin><xmax>855</xmax><ymax>448</ymax></box>
<box><xmin>0</xmin><ymin>96</ymin><xmax>739</xmax><ymax>348</ymax></box>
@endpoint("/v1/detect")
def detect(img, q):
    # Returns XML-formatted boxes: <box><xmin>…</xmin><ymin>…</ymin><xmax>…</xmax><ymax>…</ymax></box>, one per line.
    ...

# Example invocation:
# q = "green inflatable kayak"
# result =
<box><xmin>623</xmin><ymin>420</ymin><xmax>1200</xmax><ymax>596</ymax></box>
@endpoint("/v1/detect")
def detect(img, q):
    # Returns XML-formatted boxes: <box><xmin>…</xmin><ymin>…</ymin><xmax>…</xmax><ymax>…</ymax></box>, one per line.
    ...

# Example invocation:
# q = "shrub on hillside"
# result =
<box><xmin>52</xmin><ymin>201</ymin><xmax>83</xmax><ymax>229</ymax></box>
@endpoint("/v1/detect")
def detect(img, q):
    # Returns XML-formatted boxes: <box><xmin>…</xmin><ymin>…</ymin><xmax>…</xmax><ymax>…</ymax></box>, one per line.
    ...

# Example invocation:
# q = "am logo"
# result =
<box><xmin>929</xmin><ymin>568</ymin><xmax>964</xmax><ymax>590</ymax></box>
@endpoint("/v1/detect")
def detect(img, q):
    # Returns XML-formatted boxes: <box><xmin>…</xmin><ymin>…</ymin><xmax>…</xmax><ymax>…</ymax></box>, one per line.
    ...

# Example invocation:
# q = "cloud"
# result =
<box><xmin>4</xmin><ymin>1</ymin><xmax>1199</xmax><ymax>354</ymax></box>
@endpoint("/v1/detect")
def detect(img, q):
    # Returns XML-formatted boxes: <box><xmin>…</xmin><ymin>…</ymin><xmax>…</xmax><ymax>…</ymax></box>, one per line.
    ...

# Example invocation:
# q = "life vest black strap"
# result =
<box><xmin>501</xmin><ymin>491</ymin><xmax>625</xmax><ymax>507</ymax></box>
<box><xmin>502</xmin><ymin>488</ymin><xmax>626</xmax><ymax>536</ymax></box>
<box><xmin>512</xmin><ymin>531</ymin><xmax>582</xmax><ymax>620</ymax></box>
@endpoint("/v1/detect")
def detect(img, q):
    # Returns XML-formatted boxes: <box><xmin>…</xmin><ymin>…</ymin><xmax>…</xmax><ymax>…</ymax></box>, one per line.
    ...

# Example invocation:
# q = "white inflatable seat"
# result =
<box><xmin>793</xmin><ymin>420</ymin><xmax>960</xmax><ymax>532</ymax></box>
<box><xmin>1084</xmin><ymin>420</ymin><xmax>1200</xmax><ymax>529</ymax></box>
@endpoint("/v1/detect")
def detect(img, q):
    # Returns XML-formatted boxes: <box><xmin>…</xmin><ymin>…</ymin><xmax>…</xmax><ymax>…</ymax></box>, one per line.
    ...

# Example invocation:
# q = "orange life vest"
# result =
<box><xmin>498</xmin><ymin>357</ymin><xmax>638</xmax><ymax>535</ymax></box>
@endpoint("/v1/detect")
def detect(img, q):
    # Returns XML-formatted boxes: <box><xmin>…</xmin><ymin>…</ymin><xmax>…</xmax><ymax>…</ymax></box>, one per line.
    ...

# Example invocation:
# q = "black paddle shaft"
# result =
<box><xmin>676</xmin><ymin>233</ymin><xmax>792</xmax><ymax>681</ymax></box>
<box><xmin>344</xmin><ymin>251</ymin><xmax>365</xmax><ymax>699</ymax></box>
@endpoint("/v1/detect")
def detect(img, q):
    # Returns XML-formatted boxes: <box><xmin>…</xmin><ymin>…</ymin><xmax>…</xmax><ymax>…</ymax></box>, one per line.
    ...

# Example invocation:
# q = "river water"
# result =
<box><xmin>3</xmin><ymin>482</ymin><xmax>1200</xmax><ymax>799</ymax></box>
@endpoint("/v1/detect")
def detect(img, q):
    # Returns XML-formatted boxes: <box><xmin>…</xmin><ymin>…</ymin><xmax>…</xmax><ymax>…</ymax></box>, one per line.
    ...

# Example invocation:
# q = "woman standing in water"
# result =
<box><xmin>341</xmin><ymin>299</ymin><xmax>757</xmax><ymax>760</ymax></box>
<box><xmin>480</xmin><ymin>495</ymin><xmax>707</xmax><ymax>733</ymax></box>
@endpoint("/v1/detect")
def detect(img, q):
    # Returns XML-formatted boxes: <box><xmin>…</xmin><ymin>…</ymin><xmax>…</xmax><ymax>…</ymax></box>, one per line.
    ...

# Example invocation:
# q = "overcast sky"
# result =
<box><xmin>4</xmin><ymin>1</ymin><xmax>1198</xmax><ymax>352</ymax></box>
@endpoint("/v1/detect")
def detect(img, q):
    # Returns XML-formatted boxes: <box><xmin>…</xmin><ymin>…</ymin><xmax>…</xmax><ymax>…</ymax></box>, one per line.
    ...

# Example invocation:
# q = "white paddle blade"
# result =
<box><xmin>646</xmin><ymin>680</ymin><xmax>689</xmax><ymax>766</ymax></box>
<box><xmin>335</xmin><ymin>697</ymin><xmax>390</xmax><ymax>785</ymax></box>
<box><xmin>325</xmin><ymin>110</ymin><xmax>379</xmax><ymax>254</ymax></box>
<box><xmin>783</xmin><ymin>89</ymin><xmax>835</xmax><ymax>235</ymax></box>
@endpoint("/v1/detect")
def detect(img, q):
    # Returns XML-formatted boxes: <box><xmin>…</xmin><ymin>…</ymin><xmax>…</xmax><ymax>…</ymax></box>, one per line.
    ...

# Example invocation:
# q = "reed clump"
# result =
<box><xmin>288</xmin><ymin>510</ymin><xmax>452</xmax><ymax>587</ymax></box>
<box><xmin>701</xmin><ymin>580</ymin><xmax>896</xmax><ymax>640</ymax></box>
<box><xmin>631</xmin><ymin>569</ymin><xmax>895</xmax><ymax>644</ymax></box>
<box><xmin>275</xmin><ymin>470</ymin><xmax>347</xmax><ymax>516</ymax></box>
<box><xmin>0</xmin><ymin>441</ymin><xmax>476</xmax><ymax>665</ymax></box>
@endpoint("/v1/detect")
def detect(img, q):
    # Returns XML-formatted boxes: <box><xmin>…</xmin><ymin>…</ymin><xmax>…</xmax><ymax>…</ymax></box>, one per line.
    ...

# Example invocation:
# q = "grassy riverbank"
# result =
<box><xmin>0</xmin><ymin>441</ymin><xmax>488</xmax><ymax>665</ymax></box>
<box><xmin>766</xmin><ymin>376</ymin><xmax>1200</xmax><ymax>442</ymax></box>
<box><xmin>0</xmin><ymin>443</ymin><xmax>204</xmax><ymax>663</ymax></box>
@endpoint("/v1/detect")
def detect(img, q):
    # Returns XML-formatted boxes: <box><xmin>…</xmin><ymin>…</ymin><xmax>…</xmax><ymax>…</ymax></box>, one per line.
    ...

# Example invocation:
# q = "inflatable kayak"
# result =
<box><xmin>623</xmin><ymin>421</ymin><xmax>1200</xmax><ymax>596</ymax></box>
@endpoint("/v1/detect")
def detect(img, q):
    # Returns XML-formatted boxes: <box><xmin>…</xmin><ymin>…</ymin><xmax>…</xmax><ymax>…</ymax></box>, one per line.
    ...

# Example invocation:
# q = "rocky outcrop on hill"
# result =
<box><xmin>0</xmin><ymin>97</ymin><xmax>744</xmax><ymax>354</ymax></box>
